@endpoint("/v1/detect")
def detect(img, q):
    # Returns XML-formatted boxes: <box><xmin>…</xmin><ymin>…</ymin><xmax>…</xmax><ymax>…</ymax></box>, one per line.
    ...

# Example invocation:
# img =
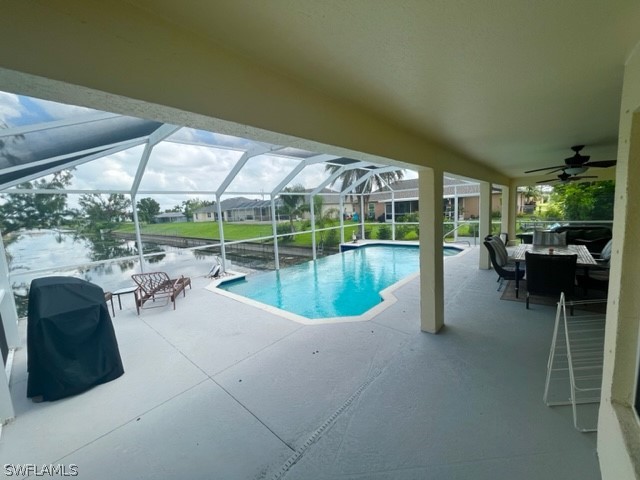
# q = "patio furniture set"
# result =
<box><xmin>484</xmin><ymin>232</ymin><xmax>612</xmax><ymax>308</ymax></box>
<box><xmin>486</xmin><ymin>233</ymin><xmax>610</xmax><ymax>432</ymax></box>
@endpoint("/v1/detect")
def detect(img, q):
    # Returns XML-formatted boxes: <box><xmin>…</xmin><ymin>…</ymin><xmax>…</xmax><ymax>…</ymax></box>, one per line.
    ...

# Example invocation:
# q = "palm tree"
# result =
<box><xmin>279</xmin><ymin>184</ymin><xmax>307</xmax><ymax>232</ymax></box>
<box><xmin>324</xmin><ymin>163</ymin><xmax>405</xmax><ymax>219</ymax></box>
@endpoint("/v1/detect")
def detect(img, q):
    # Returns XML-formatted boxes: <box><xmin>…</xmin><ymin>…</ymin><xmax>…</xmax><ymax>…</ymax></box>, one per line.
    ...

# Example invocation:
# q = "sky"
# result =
<box><xmin>0</xmin><ymin>91</ymin><xmax>417</xmax><ymax>210</ymax></box>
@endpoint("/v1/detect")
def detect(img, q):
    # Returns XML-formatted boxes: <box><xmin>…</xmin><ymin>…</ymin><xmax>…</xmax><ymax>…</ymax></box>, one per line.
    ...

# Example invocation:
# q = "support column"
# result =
<box><xmin>391</xmin><ymin>191</ymin><xmax>396</xmax><ymax>240</ymax></box>
<box><xmin>270</xmin><ymin>195</ymin><xmax>280</xmax><ymax>270</ymax></box>
<box><xmin>339</xmin><ymin>195</ymin><xmax>345</xmax><ymax>244</ymax></box>
<box><xmin>418</xmin><ymin>168</ymin><xmax>444</xmax><ymax>333</ymax></box>
<box><xmin>453</xmin><ymin>187</ymin><xmax>459</xmax><ymax>241</ymax></box>
<box><xmin>310</xmin><ymin>195</ymin><xmax>317</xmax><ymax>260</ymax></box>
<box><xmin>500</xmin><ymin>185</ymin><xmax>510</xmax><ymax>243</ymax></box>
<box><xmin>0</xmin><ymin>233</ymin><xmax>18</xmax><ymax>348</ymax></box>
<box><xmin>508</xmin><ymin>181</ymin><xmax>518</xmax><ymax>245</ymax></box>
<box><xmin>598</xmin><ymin>112</ymin><xmax>640</xmax><ymax>477</ymax></box>
<box><xmin>478</xmin><ymin>181</ymin><xmax>491</xmax><ymax>269</ymax></box>
<box><xmin>360</xmin><ymin>195</ymin><xmax>365</xmax><ymax>240</ymax></box>
<box><xmin>131</xmin><ymin>193</ymin><xmax>146</xmax><ymax>272</ymax></box>
<box><xmin>0</xmin><ymin>231</ymin><xmax>17</xmax><ymax>424</ymax></box>
<box><xmin>216</xmin><ymin>195</ymin><xmax>227</xmax><ymax>269</ymax></box>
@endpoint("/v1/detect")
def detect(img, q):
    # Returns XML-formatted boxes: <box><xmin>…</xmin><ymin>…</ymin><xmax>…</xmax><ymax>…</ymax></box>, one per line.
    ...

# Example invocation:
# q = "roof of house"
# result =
<box><xmin>370</xmin><ymin>178</ymin><xmax>502</xmax><ymax>202</ymax></box>
<box><xmin>154</xmin><ymin>212</ymin><xmax>187</xmax><ymax>219</ymax></box>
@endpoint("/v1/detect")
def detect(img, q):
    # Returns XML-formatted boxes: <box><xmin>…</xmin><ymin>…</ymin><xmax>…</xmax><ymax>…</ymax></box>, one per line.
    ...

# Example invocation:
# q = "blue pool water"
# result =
<box><xmin>220</xmin><ymin>245</ymin><xmax>460</xmax><ymax>319</ymax></box>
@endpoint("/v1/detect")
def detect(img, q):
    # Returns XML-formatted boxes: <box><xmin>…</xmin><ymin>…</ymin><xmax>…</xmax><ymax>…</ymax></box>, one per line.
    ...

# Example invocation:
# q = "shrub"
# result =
<box><xmin>324</xmin><ymin>228</ymin><xmax>339</xmax><ymax>247</ymax></box>
<box><xmin>400</xmin><ymin>212</ymin><xmax>419</xmax><ymax>223</ymax></box>
<box><xmin>277</xmin><ymin>223</ymin><xmax>295</xmax><ymax>243</ymax></box>
<box><xmin>377</xmin><ymin>224</ymin><xmax>392</xmax><ymax>240</ymax></box>
<box><xmin>405</xmin><ymin>231</ymin><xmax>419</xmax><ymax>240</ymax></box>
<box><xmin>395</xmin><ymin>224</ymin><xmax>409</xmax><ymax>240</ymax></box>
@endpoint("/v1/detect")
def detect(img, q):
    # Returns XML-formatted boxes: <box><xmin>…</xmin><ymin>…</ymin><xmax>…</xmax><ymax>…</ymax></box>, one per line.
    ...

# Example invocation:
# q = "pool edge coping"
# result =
<box><xmin>204</xmin><ymin>243</ymin><xmax>472</xmax><ymax>325</ymax></box>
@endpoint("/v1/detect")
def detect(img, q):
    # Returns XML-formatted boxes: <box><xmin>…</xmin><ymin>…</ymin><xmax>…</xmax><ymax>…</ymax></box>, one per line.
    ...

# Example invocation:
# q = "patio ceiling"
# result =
<box><xmin>0</xmin><ymin>3</ymin><xmax>637</xmax><ymax>183</ymax></box>
<box><xmin>113</xmin><ymin>1</ymin><xmax>639</xmax><ymax>179</ymax></box>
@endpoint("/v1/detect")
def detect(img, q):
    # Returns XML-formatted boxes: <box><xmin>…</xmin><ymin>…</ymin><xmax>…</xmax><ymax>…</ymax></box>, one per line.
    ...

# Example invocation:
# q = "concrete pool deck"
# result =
<box><xmin>0</xmin><ymin>246</ymin><xmax>600</xmax><ymax>479</ymax></box>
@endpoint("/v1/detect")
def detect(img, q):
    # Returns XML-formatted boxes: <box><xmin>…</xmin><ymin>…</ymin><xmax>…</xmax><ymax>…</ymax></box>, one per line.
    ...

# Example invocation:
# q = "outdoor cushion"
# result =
<box><xmin>533</xmin><ymin>230</ymin><xmax>567</xmax><ymax>246</ymax></box>
<box><xmin>489</xmin><ymin>237</ymin><xmax>508</xmax><ymax>266</ymax></box>
<box><xmin>600</xmin><ymin>239</ymin><xmax>613</xmax><ymax>262</ymax></box>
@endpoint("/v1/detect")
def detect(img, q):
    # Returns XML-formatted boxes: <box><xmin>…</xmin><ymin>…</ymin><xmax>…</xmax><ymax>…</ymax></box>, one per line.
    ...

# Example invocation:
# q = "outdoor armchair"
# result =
<box><xmin>576</xmin><ymin>238</ymin><xmax>612</xmax><ymax>293</ymax></box>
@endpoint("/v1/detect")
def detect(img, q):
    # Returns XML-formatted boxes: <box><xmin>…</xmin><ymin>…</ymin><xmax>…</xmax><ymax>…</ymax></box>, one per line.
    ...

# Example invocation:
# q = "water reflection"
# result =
<box><xmin>4</xmin><ymin>229</ymin><xmax>212</xmax><ymax>317</ymax></box>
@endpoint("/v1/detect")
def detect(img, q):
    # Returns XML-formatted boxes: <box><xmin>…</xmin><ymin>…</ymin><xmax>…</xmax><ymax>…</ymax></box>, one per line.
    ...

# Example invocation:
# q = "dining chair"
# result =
<box><xmin>483</xmin><ymin>236</ymin><xmax>524</xmax><ymax>291</ymax></box>
<box><xmin>524</xmin><ymin>251</ymin><xmax>577</xmax><ymax>309</ymax></box>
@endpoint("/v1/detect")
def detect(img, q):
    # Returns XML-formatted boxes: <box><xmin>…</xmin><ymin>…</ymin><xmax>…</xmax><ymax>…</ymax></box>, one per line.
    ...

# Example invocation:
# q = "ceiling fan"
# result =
<box><xmin>525</xmin><ymin>145</ymin><xmax>617</xmax><ymax>175</ymax></box>
<box><xmin>536</xmin><ymin>170</ymin><xmax>598</xmax><ymax>184</ymax></box>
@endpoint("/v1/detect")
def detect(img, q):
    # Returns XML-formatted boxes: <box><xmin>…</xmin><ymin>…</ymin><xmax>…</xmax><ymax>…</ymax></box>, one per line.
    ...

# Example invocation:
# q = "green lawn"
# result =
<box><xmin>114</xmin><ymin>221</ymin><xmax>391</xmax><ymax>246</ymax></box>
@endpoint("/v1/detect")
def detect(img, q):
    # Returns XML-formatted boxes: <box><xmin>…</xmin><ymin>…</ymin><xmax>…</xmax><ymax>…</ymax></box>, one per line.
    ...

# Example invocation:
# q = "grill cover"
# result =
<box><xmin>27</xmin><ymin>277</ymin><xmax>124</xmax><ymax>401</ymax></box>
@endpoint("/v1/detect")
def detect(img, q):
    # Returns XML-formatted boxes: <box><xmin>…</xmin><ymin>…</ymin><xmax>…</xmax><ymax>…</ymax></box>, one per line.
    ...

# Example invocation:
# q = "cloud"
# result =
<box><xmin>25</xmin><ymin>96</ymin><xmax>95</xmax><ymax>121</ymax></box>
<box><xmin>0</xmin><ymin>91</ymin><xmax>414</xmax><ymax>211</ymax></box>
<box><xmin>0</xmin><ymin>92</ymin><xmax>24</xmax><ymax>126</ymax></box>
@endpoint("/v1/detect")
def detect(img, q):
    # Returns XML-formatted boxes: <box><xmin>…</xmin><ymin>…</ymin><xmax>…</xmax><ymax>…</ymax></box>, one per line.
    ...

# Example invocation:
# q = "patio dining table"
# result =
<box><xmin>511</xmin><ymin>244</ymin><xmax>597</xmax><ymax>298</ymax></box>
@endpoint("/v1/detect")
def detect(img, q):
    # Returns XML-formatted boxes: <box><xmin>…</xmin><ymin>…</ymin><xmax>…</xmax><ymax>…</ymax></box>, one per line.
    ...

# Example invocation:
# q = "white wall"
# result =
<box><xmin>598</xmin><ymin>43</ymin><xmax>640</xmax><ymax>479</ymax></box>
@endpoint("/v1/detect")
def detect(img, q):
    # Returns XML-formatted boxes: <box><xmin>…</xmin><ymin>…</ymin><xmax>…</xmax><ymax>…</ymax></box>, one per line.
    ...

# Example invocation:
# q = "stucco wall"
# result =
<box><xmin>598</xmin><ymin>42</ymin><xmax>640</xmax><ymax>479</ymax></box>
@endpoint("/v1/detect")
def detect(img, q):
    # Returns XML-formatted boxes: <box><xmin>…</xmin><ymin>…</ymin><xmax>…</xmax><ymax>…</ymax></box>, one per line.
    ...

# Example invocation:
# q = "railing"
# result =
<box><xmin>443</xmin><ymin>221</ymin><xmax>475</xmax><ymax>246</ymax></box>
<box><xmin>515</xmin><ymin>219</ymin><xmax>613</xmax><ymax>232</ymax></box>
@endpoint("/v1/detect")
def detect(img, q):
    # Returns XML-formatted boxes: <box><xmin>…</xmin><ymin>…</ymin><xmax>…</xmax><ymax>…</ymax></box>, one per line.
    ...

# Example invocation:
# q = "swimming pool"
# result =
<box><xmin>218</xmin><ymin>244</ymin><xmax>461</xmax><ymax>320</ymax></box>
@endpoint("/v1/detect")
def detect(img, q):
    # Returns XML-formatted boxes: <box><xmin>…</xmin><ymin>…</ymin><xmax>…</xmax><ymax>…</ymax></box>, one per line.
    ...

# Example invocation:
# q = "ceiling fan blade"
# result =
<box><xmin>525</xmin><ymin>147</ymin><xmax>616</xmax><ymax>176</ymax></box>
<box><xmin>569</xmin><ymin>175</ymin><xmax>598</xmax><ymax>180</ymax></box>
<box><xmin>584</xmin><ymin>160</ymin><xmax>616</xmax><ymax>168</ymax></box>
<box><xmin>524</xmin><ymin>165</ymin><xmax>565</xmax><ymax>174</ymax></box>
<box><xmin>537</xmin><ymin>174</ymin><xmax>598</xmax><ymax>184</ymax></box>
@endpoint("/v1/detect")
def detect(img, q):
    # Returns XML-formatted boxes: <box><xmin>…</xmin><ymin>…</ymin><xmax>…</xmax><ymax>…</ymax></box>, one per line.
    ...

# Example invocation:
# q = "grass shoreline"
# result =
<box><xmin>113</xmin><ymin>220</ymin><xmax>375</xmax><ymax>247</ymax></box>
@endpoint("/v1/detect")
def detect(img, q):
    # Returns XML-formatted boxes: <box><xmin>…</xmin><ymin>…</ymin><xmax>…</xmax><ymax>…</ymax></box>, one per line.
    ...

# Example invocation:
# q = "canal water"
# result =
<box><xmin>4</xmin><ymin>229</ymin><xmax>216</xmax><ymax>317</ymax></box>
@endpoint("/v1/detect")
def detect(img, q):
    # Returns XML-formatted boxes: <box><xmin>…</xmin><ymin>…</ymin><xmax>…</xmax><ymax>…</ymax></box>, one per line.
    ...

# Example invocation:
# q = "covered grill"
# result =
<box><xmin>27</xmin><ymin>277</ymin><xmax>124</xmax><ymax>401</ymax></box>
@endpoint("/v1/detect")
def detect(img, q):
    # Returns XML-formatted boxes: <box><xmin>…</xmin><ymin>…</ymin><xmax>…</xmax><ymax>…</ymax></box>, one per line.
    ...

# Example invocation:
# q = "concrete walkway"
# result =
<box><xmin>0</xmin><ymin>246</ymin><xmax>600</xmax><ymax>479</ymax></box>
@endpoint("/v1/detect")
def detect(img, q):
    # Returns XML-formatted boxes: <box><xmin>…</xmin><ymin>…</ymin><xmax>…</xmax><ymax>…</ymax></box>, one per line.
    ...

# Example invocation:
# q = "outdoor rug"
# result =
<box><xmin>500</xmin><ymin>280</ymin><xmax>607</xmax><ymax>312</ymax></box>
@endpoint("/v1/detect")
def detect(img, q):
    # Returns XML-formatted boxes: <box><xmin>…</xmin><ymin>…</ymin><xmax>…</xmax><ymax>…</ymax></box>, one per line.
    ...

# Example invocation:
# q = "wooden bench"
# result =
<box><xmin>131</xmin><ymin>272</ymin><xmax>191</xmax><ymax>314</ymax></box>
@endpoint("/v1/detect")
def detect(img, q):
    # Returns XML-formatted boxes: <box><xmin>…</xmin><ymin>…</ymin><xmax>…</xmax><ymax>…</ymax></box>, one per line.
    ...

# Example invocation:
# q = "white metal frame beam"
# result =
<box><xmin>270</xmin><ymin>154</ymin><xmax>337</xmax><ymax>197</ymax></box>
<box><xmin>0</xmin><ymin>137</ymin><xmax>149</xmax><ymax>191</ymax></box>
<box><xmin>0</xmin><ymin>112</ymin><xmax>120</xmax><ymax>138</ymax></box>
<box><xmin>129</xmin><ymin>124</ymin><xmax>182</xmax><ymax>272</ymax></box>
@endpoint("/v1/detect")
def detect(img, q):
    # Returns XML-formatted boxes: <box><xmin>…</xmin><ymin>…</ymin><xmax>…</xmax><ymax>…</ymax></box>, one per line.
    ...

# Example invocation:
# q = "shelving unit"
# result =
<box><xmin>543</xmin><ymin>293</ymin><xmax>606</xmax><ymax>432</ymax></box>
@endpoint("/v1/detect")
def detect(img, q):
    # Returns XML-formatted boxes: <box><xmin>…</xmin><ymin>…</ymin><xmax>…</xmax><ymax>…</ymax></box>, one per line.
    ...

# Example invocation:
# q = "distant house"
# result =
<box><xmin>153</xmin><ymin>212</ymin><xmax>187</xmax><ymax>223</ymax></box>
<box><xmin>300</xmin><ymin>188</ymin><xmax>348</xmax><ymax>220</ymax></box>
<box><xmin>369</xmin><ymin>178</ymin><xmax>504</xmax><ymax>222</ymax></box>
<box><xmin>193</xmin><ymin>197</ymin><xmax>284</xmax><ymax>222</ymax></box>
<box><xmin>193</xmin><ymin>205</ymin><xmax>218</xmax><ymax>222</ymax></box>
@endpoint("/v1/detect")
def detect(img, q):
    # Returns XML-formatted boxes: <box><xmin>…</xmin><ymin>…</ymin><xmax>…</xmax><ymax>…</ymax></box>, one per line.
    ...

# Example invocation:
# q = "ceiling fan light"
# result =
<box><xmin>565</xmin><ymin>166</ymin><xmax>587</xmax><ymax>175</ymax></box>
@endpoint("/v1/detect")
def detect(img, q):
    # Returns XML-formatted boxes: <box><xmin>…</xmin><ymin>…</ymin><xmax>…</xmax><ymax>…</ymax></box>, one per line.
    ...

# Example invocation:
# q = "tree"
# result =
<box><xmin>550</xmin><ymin>180</ymin><xmax>615</xmax><ymax>221</ymax></box>
<box><xmin>324</xmin><ymin>164</ymin><xmax>404</xmax><ymax>216</ymax></box>
<box><xmin>0</xmin><ymin>170</ymin><xmax>73</xmax><ymax>233</ymax></box>
<box><xmin>522</xmin><ymin>186</ymin><xmax>542</xmax><ymax>204</ymax></box>
<box><xmin>78</xmin><ymin>193</ymin><xmax>131</xmax><ymax>229</ymax></box>
<box><xmin>136</xmin><ymin>197</ymin><xmax>161</xmax><ymax>223</ymax></box>
<box><xmin>181</xmin><ymin>198</ymin><xmax>214</xmax><ymax>221</ymax></box>
<box><xmin>280</xmin><ymin>184</ymin><xmax>307</xmax><ymax>232</ymax></box>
